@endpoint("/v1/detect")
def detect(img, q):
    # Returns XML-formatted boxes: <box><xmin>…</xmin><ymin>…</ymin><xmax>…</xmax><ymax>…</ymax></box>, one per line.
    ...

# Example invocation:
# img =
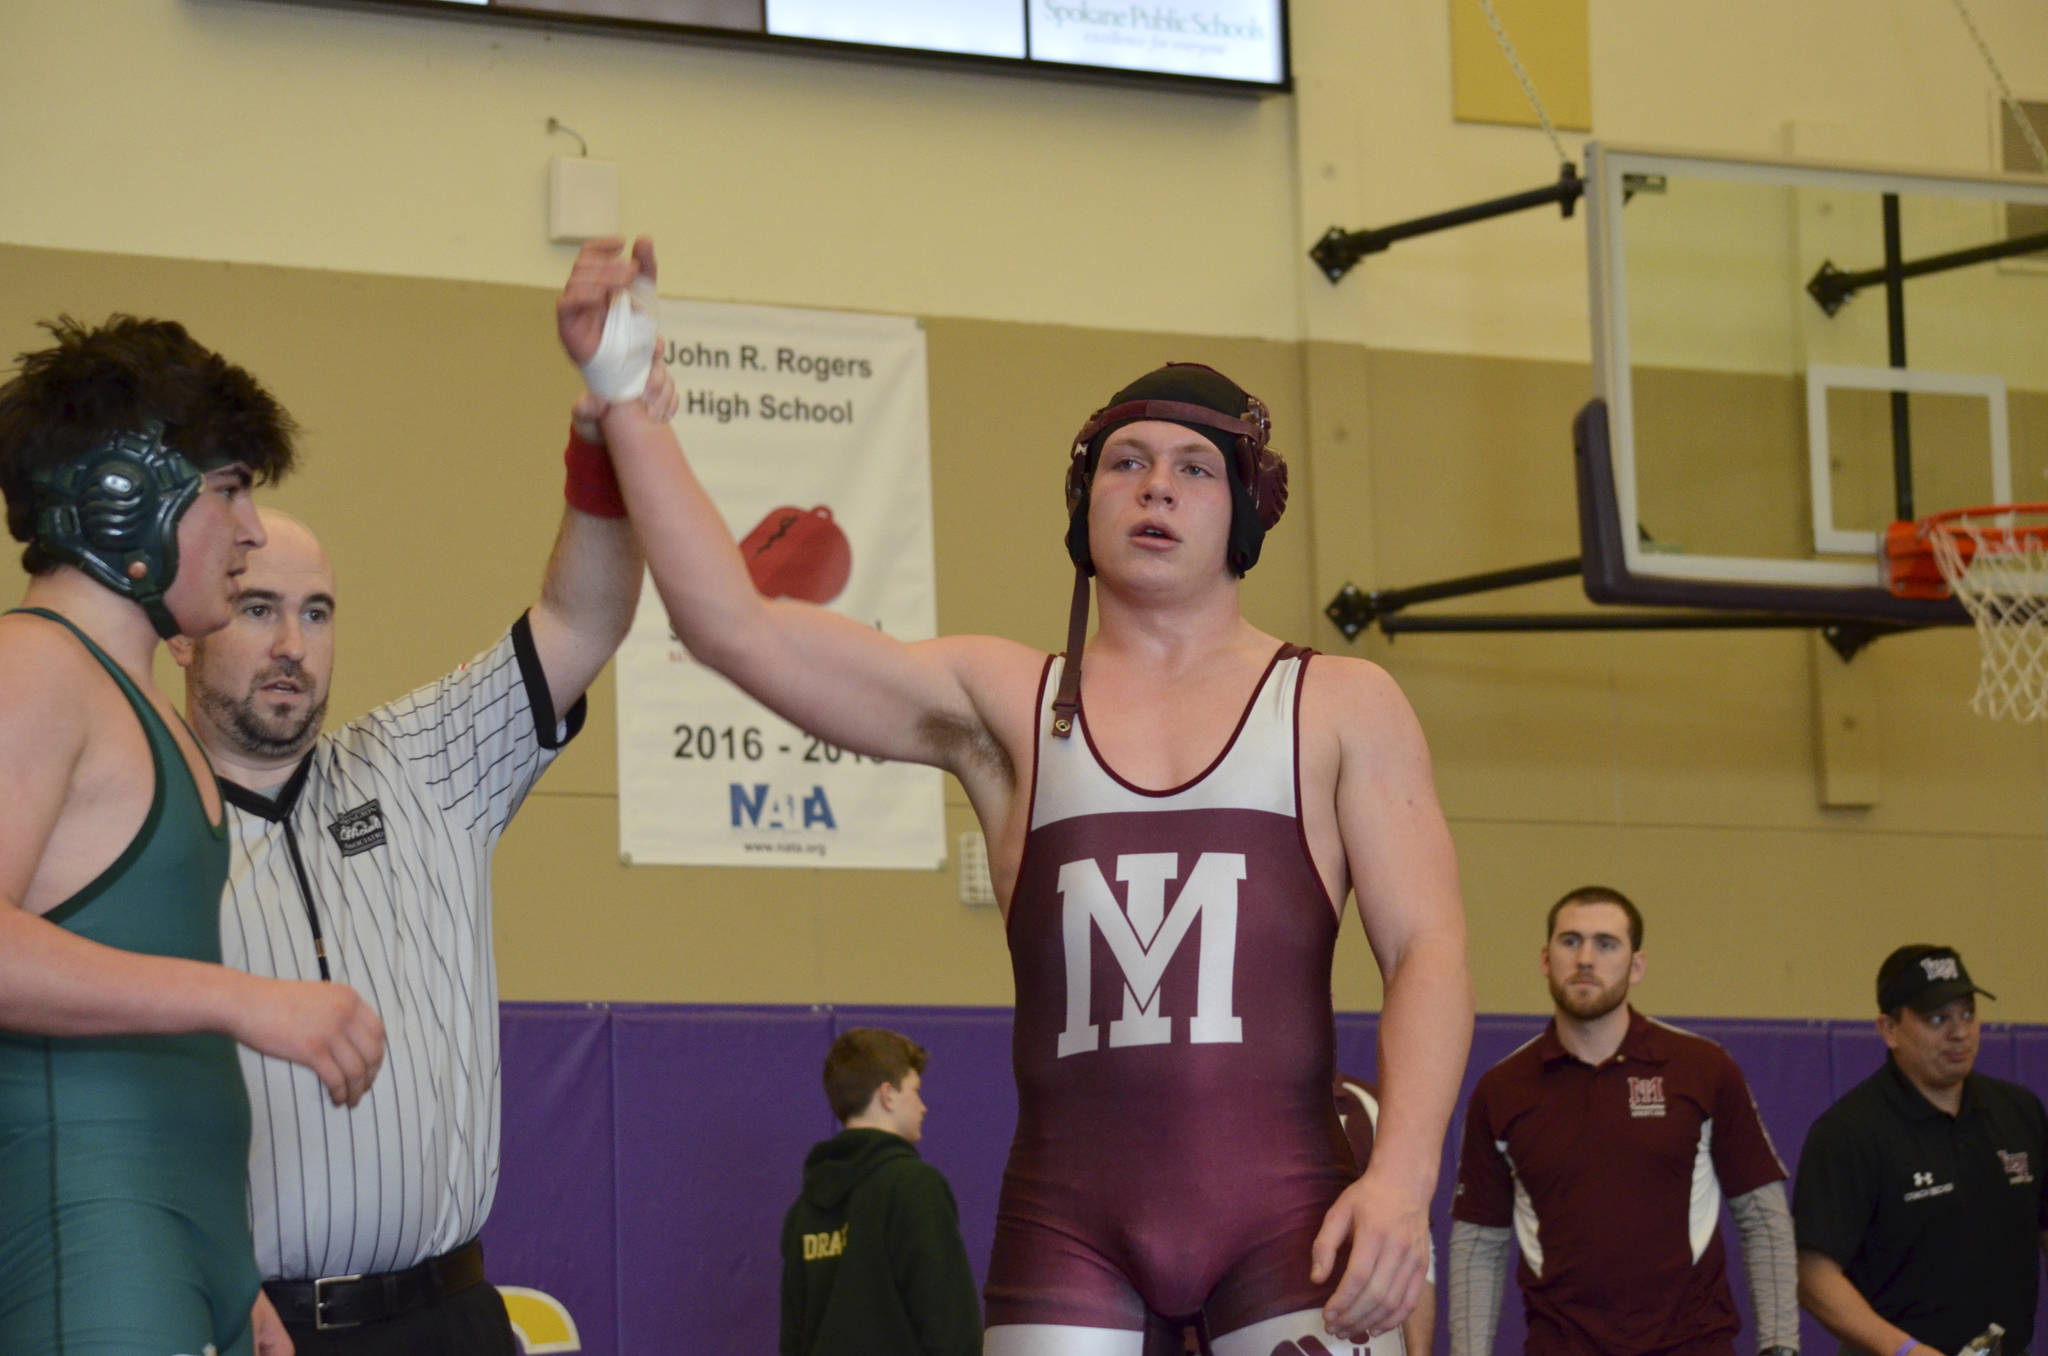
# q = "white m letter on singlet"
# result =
<box><xmin>1054</xmin><ymin>852</ymin><xmax>1245</xmax><ymax>1058</ymax></box>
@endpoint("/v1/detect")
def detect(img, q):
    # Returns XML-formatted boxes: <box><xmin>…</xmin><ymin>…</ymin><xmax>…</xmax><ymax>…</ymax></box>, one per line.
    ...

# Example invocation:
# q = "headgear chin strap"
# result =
<box><xmin>30</xmin><ymin>423</ymin><xmax>204</xmax><ymax>640</ymax></box>
<box><xmin>1051</xmin><ymin>362</ymin><xmax>1288</xmax><ymax>738</ymax></box>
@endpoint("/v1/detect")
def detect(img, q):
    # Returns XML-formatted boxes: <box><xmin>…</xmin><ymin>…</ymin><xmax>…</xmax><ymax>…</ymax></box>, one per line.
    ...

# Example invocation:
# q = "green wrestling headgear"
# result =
<box><xmin>29</xmin><ymin>421</ymin><xmax>205</xmax><ymax>639</ymax></box>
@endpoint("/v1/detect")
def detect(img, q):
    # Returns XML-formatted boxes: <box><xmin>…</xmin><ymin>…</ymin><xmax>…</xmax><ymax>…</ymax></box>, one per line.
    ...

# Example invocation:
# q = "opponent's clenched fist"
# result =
<box><xmin>231</xmin><ymin>975</ymin><xmax>386</xmax><ymax>1107</ymax></box>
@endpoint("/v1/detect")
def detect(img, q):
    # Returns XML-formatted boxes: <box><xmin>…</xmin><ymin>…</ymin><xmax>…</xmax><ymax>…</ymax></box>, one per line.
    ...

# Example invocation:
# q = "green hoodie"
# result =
<box><xmin>779</xmin><ymin>1128</ymin><xmax>981</xmax><ymax>1356</ymax></box>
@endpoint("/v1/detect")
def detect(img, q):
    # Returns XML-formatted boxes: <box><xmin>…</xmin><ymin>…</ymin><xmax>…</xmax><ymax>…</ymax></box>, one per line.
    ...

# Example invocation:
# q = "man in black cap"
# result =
<box><xmin>574</xmin><ymin>238</ymin><xmax>1473</xmax><ymax>1356</ymax></box>
<box><xmin>1794</xmin><ymin>945</ymin><xmax>2048</xmax><ymax>1356</ymax></box>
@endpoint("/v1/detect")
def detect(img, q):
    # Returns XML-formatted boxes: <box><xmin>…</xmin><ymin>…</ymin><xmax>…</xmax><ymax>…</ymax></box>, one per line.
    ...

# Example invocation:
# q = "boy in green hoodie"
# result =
<box><xmin>781</xmin><ymin>1028</ymin><xmax>982</xmax><ymax>1356</ymax></box>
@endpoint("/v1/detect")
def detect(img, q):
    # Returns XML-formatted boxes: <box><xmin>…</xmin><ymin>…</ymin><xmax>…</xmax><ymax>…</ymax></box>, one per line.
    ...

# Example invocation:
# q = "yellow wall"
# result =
<box><xmin>4</xmin><ymin>0</ymin><xmax>2047</xmax><ymax>1023</ymax></box>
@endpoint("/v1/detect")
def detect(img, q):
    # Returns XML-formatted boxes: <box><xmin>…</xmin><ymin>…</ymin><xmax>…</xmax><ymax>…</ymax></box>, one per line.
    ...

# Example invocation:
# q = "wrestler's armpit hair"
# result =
<box><xmin>823</xmin><ymin>1027</ymin><xmax>928</xmax><ymax>1124</ymax></box>
<box><xmin>0</xmin><ymin>315</ymin><xmax>298</xmax><ymax>574</ymax></box>
<box><xmin>918</xmin><ymin>708</ymin><xmax>1013</xmax><ymax>783</ymax></box>
<box><xmin>1546</xmin><ymin>884</ymin><xmax>1643</xmax><ymax>951</ymax></box>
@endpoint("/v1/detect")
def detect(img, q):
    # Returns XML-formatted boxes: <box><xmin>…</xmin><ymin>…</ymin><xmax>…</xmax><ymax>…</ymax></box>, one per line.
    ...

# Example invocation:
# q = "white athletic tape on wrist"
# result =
<box><xmin>580</xmin><ymin>276</ymin><xmax>658</xmax><ymax>402</ymax></box>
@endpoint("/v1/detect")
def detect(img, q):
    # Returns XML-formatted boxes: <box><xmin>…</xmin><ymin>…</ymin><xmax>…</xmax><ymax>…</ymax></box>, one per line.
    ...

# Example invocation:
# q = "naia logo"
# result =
<box><xmin>1055</xmin><ymin>851</ymin><xmax>1245</xmax><ymax>1058</ymax></box>
<box><xmin>1627</xmin><ymin>1076</ymin><xmax>1667</xmax><ymax>1117</ymax></box>
<box><xmin>1920</xmin><ymin>955</ymin><xmax>1961</xmax><ymax>981</ymax></box>
<box><xmin>2000</xmin><ymin>1150</ymin><xmax>2034</xmax><ymax>1184</ymax></box>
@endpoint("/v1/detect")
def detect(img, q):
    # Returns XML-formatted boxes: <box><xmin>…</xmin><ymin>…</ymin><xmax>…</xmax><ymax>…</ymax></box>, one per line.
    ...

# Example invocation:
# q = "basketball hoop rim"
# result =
<box><xmin>1913</xmin><ymin>502</ymin><xmax>2048</xmax><ymax>547</ymax></box>
<box><xmin>1883</xmin><ymin>503</ymin><xmax>2048</xmax><ymax>601</ymax></box>
<box><xmin>1897</xmin><ymin>503</ymin><xmax>2048</xmax><ymax>725</ymax></box>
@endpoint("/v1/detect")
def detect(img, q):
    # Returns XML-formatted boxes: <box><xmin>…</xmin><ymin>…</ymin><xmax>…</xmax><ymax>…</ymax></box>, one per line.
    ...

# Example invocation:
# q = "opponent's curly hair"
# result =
<box><xmin>0</xmin><ymin>315</ymin><xmax>298</xmax><ymax>574</ymax></box>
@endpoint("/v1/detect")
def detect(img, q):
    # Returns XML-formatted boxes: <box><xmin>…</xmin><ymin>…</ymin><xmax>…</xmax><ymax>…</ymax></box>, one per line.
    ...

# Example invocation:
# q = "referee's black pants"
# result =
<box><xmin>280</xmin><ymin>1280</ymin><xmax>518</xmax><ymax>1356</ymax></box>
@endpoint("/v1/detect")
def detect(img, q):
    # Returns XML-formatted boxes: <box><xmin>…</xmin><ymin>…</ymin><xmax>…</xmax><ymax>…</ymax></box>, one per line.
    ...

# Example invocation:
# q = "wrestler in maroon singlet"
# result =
<box><xmin>590</xmin><ymin>331</ymin><xmax>1471</xmax><ymax>1352</ymax></box>
<box><xmin>986</xmin><ymin>645</ymin><xmax>1359</xmax><ymax>1340</ymax></box>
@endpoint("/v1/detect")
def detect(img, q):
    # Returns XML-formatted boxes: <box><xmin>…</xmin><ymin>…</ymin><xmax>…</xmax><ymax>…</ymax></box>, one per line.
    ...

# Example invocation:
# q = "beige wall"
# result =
<box><xmin>4</xmin><ymin>0</ymin><xmax>2047</xmax><ymax>1023</ymax></box>
<box><xmin>1295</xmin><ymin>1</ymin><xmax>2048</xmax><ymax>360</ymax></box>
<box><xmin>0</xmin><ymin>1</ymin><xmax>1300</xmax><ymax>338</ymax></box>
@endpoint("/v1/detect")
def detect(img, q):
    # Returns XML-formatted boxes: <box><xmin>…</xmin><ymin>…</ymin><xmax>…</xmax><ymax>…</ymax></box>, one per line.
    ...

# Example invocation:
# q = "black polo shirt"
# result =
<box><xmin>1793</xmin><ymin>1059</ymin><xmax>2048</xmax><ymax>1355</ymax></box>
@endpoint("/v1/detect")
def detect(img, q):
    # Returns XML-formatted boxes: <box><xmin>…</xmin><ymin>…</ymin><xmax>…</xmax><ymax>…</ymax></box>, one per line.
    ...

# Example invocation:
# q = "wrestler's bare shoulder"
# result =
<box><xmin>1302</xmin><ymin>651</ymin><xmax>1417</xmax><ymax>712</ymax></box>
<box><xmin>1299</xmin><ymin>652</ymin><xmax>1431</xmax><ymax>756</ymax></box>
<box><xmin>0</xmin><ymin>612</ymin><xmax>100</xmax><ymax>751</ymax></box>
<box><xmin>0</xmin><ymin>615</ymin><xmax>113</xmax><ymax>903</ymax></box>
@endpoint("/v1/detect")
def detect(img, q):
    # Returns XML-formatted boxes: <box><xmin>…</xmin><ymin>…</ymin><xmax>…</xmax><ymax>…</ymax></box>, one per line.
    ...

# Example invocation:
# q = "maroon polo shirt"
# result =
<box><xmin>1452</xmin><ymin>1008</ymin><xmax>1787</xmax><ymax>1356</ymax></box>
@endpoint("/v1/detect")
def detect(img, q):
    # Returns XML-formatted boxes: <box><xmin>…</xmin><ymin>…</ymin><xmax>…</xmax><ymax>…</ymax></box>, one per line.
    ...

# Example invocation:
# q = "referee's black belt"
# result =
<box><xmin>265</xmin><ymin>1237</ymin><xmax>488</xmax><ymax>1331</ymax></box>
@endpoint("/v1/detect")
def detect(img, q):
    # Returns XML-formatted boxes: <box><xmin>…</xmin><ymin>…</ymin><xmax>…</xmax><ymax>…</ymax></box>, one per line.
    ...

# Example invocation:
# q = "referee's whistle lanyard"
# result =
<box><xmin>279</xmin><ymin>819</ymin><xmax>333</xmax><ymax>982</ymax></box>
<box><xmin>220</xmin><ymin>757</ymin><xmax>332</xmax><ymax>981</ymax></box>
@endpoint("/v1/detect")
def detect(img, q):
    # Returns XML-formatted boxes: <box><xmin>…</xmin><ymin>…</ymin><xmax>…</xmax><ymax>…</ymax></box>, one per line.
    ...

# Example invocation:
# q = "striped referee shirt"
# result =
<box><xmin>218</xmin><ymin>615</ymin><xmax>582</xmax><ymax>1280</ymax></box>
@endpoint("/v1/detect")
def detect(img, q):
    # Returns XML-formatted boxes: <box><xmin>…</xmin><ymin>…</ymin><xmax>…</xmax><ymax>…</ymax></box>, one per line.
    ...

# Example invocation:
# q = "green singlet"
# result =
<box><xmin>0</xmin><ymin>608</ymin><xmax>258</xmax><ymax>1356</ymax></box>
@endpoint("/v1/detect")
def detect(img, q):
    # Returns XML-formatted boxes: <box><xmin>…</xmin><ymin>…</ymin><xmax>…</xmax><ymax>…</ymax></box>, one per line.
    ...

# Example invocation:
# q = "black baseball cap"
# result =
<box><xmin>1876</xmin><ymin>944</ymin><xmax>1995</xmax><ymax>1014</ymax></box>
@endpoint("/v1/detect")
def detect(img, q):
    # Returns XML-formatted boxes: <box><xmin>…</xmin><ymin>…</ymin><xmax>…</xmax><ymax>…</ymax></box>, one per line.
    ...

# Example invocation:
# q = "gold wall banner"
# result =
<box><xmin>614</xmin><ymin>299</ymin><xmax>945</xmax><ymax>869</ymax></box>
<box><xmin>1449</xmin><ymin>0</ymin><xmax>1592</xmax><ymax>132</ymax></box>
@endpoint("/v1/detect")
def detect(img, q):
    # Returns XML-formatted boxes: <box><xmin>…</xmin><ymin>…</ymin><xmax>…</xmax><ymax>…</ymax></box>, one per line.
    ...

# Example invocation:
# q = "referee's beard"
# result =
<box><xmin>192</xmin><ymin>663</ymin><xmax>328</xmax><ymax>762</ymax></box>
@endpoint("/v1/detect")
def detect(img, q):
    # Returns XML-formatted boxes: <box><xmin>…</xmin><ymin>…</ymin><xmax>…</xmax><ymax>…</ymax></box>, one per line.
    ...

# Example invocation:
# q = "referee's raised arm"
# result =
<box><xmin>569</xmin><ymin>237</ymin><xmax>1039</xmax><ymax>815</ymax></box>
<box><xmin>525</xmin><ymin>241</ymin><xmax>670</xmax><ymax>719</ymax></box>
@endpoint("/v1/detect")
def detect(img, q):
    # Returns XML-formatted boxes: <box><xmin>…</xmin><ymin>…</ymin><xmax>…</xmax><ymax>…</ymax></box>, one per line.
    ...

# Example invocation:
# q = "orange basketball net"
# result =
<box><xmin>1884</xmin><ymin>503</ymin><xmax>2048</xmax><ymax>721</ymax></box>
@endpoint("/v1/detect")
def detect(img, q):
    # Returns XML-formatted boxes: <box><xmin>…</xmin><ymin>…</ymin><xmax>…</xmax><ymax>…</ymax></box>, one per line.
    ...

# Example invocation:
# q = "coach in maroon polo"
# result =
<box><xmin>1446</xmin><ymin>886</ymin><xmax>1799</xmax><ymax>1356</ymax></box>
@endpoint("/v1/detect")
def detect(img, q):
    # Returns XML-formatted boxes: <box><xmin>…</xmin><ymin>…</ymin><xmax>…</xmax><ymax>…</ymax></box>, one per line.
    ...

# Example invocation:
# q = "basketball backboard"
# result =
<box><xmin>1584</xmin><ymin>142</ymin><xmax>2048</xmax><ymax>622</ymax></box>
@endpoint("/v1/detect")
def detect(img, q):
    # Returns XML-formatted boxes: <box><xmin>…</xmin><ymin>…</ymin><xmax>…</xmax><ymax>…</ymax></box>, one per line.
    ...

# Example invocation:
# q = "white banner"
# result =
<box><xmin>615</xmin><ymin>300</ymin><xmax>945</xmax><ymax>869</ymax></box>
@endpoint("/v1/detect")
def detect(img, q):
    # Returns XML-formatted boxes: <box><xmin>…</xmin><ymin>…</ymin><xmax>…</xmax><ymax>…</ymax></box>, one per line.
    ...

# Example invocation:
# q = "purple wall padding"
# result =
<box><xmin>2015</xmin><ymin>1027</ymin><xmax>2048</xmax><ymax>1095</ymax></box>
<box><xmin>1979</xmin><ymin>1024</ymin><xmax>2019</xmax><ymax>1081</ymax></box>
<box><xmin>612</xmin><ymin>1005</ymin><xmax>835</xmax><ymax>1351</ymax></box>
<box><xmin>485</xmin><ymin>1005</ymin><xmax>2048</xmax><ymax>1355</ymax></box>
<box><xmin>1829</xmin><ymin>1024</ymin><xmax>1889</xmax><ymax>1099</ymax></box>
<box><xmin>482</xmin><ymin>1003</ymin><xmax>618</xmax><ymax>1355</ymax></box>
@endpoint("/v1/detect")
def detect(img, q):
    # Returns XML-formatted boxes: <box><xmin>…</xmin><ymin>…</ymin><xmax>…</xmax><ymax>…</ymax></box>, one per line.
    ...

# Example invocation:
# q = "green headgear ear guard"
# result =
<box><xmin>30</xmin><ymin>422</ymin><xmax>204</xmax><ymax>639</ymax></box>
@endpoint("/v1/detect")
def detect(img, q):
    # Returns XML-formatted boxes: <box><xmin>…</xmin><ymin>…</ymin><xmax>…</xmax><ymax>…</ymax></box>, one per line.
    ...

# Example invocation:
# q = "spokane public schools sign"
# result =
<box><xmin>1029</xmin><ymin>1</ymin><xmax>1284</xmax><ymax>83</ymax></box>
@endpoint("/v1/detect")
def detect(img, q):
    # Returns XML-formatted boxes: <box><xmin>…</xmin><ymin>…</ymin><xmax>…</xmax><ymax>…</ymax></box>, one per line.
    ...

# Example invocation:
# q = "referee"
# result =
<box><xmin>1794</xmin><ymin>945</ymin><xmax>2048</xmax><ymax>1356</ymax></box>
<box><xmin>171</xmin><ymin>314</ymin><xmax>667</xmax><ymax>1350</ymax></box>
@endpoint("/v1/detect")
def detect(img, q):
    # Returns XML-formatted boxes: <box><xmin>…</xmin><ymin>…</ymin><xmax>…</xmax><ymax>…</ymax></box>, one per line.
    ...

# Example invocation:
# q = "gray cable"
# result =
<box><xmin>1474</xmin><ymin>0</ymin><xmax>1571</xmax><ymax>168</ymax></box>
<box><xmin>1946</xmin><ymin>0</ymin><xmax>2048</xmax><ymax>174</ymax></box>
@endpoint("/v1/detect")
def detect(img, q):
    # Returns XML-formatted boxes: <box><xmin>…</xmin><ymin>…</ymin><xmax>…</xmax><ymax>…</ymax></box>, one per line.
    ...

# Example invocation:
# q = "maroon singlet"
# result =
<box><xmin>984</xmin><ymin>646</ymin><xmax>1356</xmax><ymax>1336</ymax></box>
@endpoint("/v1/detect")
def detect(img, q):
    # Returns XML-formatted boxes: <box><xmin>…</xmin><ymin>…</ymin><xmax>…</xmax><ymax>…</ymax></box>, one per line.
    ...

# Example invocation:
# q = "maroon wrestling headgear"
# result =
<box><xmin>1050</xmin><ymin>362</ymin><xmax>1288</xmax><ymax>738</ymax></box>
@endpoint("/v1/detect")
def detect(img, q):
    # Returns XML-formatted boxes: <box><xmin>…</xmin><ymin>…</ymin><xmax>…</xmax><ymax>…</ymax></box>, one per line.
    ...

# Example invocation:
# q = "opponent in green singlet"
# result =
<box><xmin>0</xmin><ymin>610</ymin><xmax>259</xmax><ymax>1356</ymax></box>
<box><xmin>0</xmin><ymin>315</ymin><xmax>383</xmax><ymax>1356</ymax></box>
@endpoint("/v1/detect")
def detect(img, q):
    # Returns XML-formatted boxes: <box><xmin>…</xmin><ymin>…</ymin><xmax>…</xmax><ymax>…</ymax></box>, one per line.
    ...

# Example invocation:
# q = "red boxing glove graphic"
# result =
<box><xmin>739</xmin><ymin>505</ymin><xmax>853</xmax><ymax>604</ymax></box>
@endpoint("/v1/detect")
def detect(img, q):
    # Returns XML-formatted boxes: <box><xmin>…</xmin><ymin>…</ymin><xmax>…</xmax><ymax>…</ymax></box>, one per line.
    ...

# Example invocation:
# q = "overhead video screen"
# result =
<box><xmin>276</xmin><ymin>0</ymin><xmax>1290</xmax><ymax>91</ymax></box>
<box><xmin>765</xmin><ymin>0</ymin><xmax>1025</xmax><ymax>60</ymax></box>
